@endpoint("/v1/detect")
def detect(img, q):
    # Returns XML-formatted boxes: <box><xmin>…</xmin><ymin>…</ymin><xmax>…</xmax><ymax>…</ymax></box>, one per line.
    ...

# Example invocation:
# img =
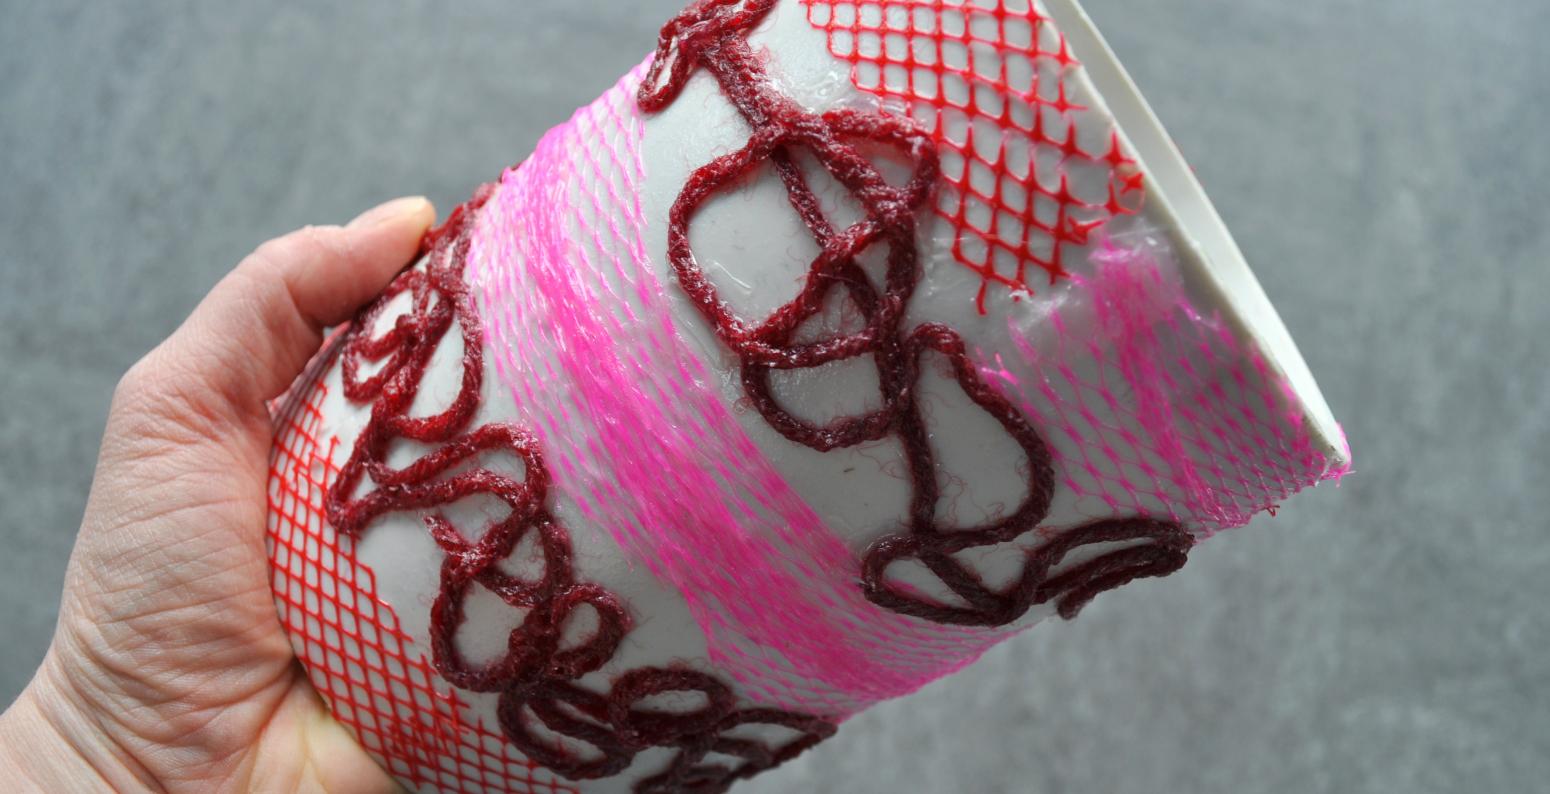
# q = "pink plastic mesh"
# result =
<box><xmin>266</xmin><ymin>341</ymin><xmax>578</xmax><ymax>794</ymax></box>
<box><xmin>472</xmin><ymin>63</ymin><xmax>999</xmax><ymax>717</ymax></box>
<box><xmin>983</xmin><ymin>238</ymin><xmax>1346</xmax><ymax>533</ymax></box>
<box><xmin>801</xmin><ymin>0</ymin><xmax>1145</xmax><ymax>313</ymax></box>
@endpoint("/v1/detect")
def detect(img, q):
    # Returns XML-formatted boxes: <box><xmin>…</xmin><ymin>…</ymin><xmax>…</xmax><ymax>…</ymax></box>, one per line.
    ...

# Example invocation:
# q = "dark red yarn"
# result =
<box><xmin>324</xmin><ymin>187</ymin><xmax>833</xmax><ymax>790</ymax></box>
<box><xmin>640</xmin><ymin>0</ymin><xmax>1193</xmax><ymax>627</ymax></box>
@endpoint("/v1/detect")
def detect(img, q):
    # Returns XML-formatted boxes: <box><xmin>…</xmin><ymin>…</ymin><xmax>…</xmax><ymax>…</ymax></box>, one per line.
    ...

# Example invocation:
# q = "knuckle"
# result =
<box><xmin>106</xmin><ymin>349</ymin><xmax>216</xmax><ymax>449</ymax></box>
<box><xmin>301</xmin><ymin>224</ymin><xmax>349</xmax><ymax>258</ymax></box>
<box><xmin>110</xmin><ymin>350</ymin><xmax>189</xmax><ymax>426</ymax></box>
<box><xmin>245</xmin><ymin>224</ymin><xmax>341</xmax><ymax>273</ymax></box>
<box><xmin>112</xmin><ymin>353</ymin><xmax>159</xmax><ymax>407</ymax></box>
<box><xmin>239</xmin><ymin>224</ymin><xmax>360</xmax><ymax>307</ymax></box>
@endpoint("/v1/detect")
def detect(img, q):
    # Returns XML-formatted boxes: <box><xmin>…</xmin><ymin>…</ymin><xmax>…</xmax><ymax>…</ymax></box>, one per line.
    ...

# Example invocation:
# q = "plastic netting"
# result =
<box><xmin>983</xmin><ymin>236</ymin><xmax>1343</xmax><ymax>535</ymax></box>
<box><xmin>801</xmin><ymin>0</ymin><xmax>1145</xmax><ymax>313</ymax></box>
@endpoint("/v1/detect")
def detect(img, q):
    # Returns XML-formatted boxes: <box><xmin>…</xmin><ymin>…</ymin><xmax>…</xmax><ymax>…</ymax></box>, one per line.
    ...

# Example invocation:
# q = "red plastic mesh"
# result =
<box><xmin>800</xmin><ymin>0</ymin><xmax>1145</xmax><ymax>313</ymax></box>
<box><xmin>798</xmin><ymin>0</ymin><xmax>1342</xmax><ymax>527</ymax></box>
<box><xmin>266</xmin><ymin>345</ymin><xmax>577</xmax><ymax>794</ymax></box>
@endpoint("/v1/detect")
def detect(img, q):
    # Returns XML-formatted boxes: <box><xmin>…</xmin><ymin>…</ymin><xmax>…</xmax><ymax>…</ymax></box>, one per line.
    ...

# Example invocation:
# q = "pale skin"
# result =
<box><xmin>0</xmin><ymin>197</ymin><xmax>438</xmax><ymax>793</ymax></box>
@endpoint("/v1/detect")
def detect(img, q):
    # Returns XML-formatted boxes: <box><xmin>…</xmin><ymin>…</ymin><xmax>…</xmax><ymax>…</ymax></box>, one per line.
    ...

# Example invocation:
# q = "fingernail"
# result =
<box><xmin>348</xmin><ymin>196</ymin><xmax>432</xmax><ymax>229</ymax></box>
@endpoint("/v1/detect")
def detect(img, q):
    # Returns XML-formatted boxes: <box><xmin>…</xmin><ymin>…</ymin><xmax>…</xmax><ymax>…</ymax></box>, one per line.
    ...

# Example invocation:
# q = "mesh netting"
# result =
<box><xmin>267</xmin><ymin>343</ymin><xmax>578</xmax><ymax>794</ymax></box>
<box><xmin>983</xmin><ymin>236</ymin><xmax>1343</xmax><ymax>534</ymax></box>
<box><xmin>801</xmin><ymin>0</ymin><xmax>1144</xmax><ymax>313</ymax></box>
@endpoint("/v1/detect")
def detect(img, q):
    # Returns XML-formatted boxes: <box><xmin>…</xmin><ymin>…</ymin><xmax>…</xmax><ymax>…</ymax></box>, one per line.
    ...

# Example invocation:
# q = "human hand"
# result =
<box><xmin>0</xmin><ymin>197</ymin><xmax>436</xmax><ymax>793</ymax></box>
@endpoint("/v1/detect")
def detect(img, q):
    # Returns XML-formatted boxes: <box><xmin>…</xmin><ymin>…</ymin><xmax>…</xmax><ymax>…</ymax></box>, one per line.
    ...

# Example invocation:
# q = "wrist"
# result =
<box><xmin>0</xmin><ymin>656</ymin><xmax>154</xmax><ymax>792</ymax></box>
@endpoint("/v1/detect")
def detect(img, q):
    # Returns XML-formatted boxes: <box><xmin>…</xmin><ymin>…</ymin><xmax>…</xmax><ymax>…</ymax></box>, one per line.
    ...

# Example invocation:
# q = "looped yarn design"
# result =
<box><xmin>325</xmin><ymin>184</ymin><xmax>834</xmax><ymax>791</ymax></box>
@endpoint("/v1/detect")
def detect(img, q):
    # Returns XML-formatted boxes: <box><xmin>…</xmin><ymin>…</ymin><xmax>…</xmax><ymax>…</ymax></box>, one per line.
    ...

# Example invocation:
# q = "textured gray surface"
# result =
<box><xmin>1</xmin><ymin>1</ymin><xmax>1546</xmax><ymax>792</ymax></box>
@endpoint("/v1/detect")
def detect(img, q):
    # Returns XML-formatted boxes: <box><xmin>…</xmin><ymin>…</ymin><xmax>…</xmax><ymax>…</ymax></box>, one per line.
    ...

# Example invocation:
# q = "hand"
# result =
<box><xmin>0</xmin><ymin>197</ymin><xmax>436</xmax><ymax>793</ymax></box>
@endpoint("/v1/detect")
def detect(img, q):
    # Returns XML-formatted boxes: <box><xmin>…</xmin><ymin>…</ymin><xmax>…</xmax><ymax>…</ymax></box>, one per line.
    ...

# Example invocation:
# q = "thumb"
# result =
<box><xmin>115</xmin><ymin>196</ymin><xmax>436</xmax><ymax>445</ymax></box>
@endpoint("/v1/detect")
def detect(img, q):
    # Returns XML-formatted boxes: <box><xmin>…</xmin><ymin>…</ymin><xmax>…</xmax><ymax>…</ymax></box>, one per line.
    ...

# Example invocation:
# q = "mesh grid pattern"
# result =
<box><xmin>801</xmin><ymin>0</ymin><xmax>1144</xmax><ymax>313</ymax></box>
<box><xmin>476</xmin><ymin>65</ymin><xmax>982</xmax><ymax>715</ymax></box>
<box><xmin>266</xmin><ymin>345</ymin><xmax>577</xmax><ymax>794</ymax></box>
<box><xmin>986</xmin><ymin>239</ymin><xmax>1342</xmax><ymax>534</ymax></box>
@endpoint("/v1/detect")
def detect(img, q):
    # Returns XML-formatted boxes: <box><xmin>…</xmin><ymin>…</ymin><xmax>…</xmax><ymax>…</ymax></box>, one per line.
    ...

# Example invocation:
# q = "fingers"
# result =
<box><xmin>137</xmin><ymin>197</ymin><xmax>436</xmax><ymax>421</ymax></box>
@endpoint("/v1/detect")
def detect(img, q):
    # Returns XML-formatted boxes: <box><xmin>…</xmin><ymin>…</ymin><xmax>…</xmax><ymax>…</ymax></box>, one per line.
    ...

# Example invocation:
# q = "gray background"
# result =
<box><xmin>2</xmin><ymin>1</ymin><xmax>1546</xmax><ymax>792</ymax></box>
